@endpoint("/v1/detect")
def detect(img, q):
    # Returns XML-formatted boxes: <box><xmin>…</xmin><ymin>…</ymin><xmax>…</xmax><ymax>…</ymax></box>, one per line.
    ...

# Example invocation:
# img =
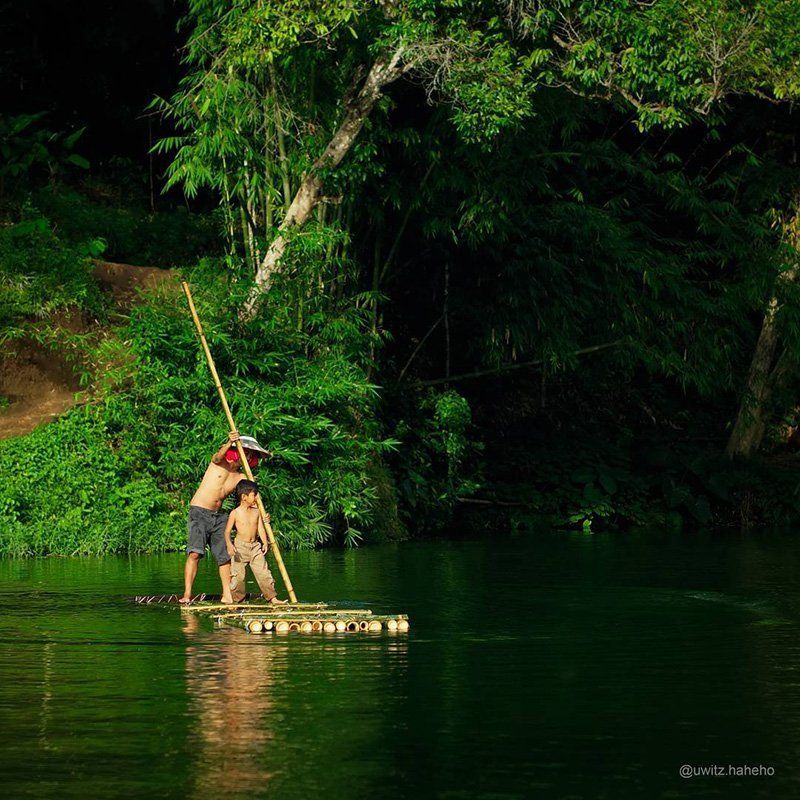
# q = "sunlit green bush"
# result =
<box><xmin>31</xmin><ymin>185</ymin><xmax>221</xmax><ymax>267</ymax></box>
<box><xmin>0</xmin><ymin>224</ymin><xmax>404</xmax><ymax>553</ymax></box>
<box><xmin>0</xmin><ymin>216</ymin><xmax>106</xmax><ymax>328</ymax></box>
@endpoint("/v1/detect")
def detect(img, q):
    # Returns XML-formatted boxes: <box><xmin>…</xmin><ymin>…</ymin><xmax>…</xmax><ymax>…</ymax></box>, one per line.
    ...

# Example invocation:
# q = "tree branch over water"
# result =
<box><xmin>412</xmin><ymin>340</ymin><xmax>625</xmax><ymax>388</ymax></box>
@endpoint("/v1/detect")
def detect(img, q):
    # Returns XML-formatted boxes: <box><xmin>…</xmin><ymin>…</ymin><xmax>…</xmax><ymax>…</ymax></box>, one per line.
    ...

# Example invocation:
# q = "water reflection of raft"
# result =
<box><xmin>131</xmin><ymin>595</ymin><xmax>410</xmax><ymax>635</ymax></box>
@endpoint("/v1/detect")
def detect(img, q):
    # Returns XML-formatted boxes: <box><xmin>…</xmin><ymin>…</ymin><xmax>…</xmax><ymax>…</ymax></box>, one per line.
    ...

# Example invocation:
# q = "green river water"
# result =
<box><xmin>3</xmin><ymin>532</ymin><xmax>800</xmax><ymax>799</ymax></box>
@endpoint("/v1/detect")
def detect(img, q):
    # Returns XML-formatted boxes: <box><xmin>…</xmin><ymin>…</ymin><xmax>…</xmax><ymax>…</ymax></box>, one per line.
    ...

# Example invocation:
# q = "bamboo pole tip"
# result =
<box><xmin>264</xmin><ymin>620</ymin><xmax>274</xmax><ymax>631</ymax></box>
<box><xmin>323</xmin><ymin>622</ymin><xmax>337</xmax><ymax>633</ymax></box>
<box><xmin>397</xmin><ymin>619</ymin><xmax>410</xmax><ymax>632</ymax></box>
<box><xmin>335</xmin><ymin>620</ymin><xmax>347</xmax><ymax>632</ymax></box>
<box><xmin>345</xmin><ymin>620</ymin><xmax>359</xmax><ymax>632</ymax></box>
<box><xmin>368</xmin><ymin>620</ymin><xmax>382</xmax><ymax>632</ymax></box>
<box><xmin>311</xmin><ymin>621</ymin><xmax>323</xmax><ymax>632</ymax></box>
<box><xmin>359</xmin><ymin>620</ymin><xmax>370</xmax><ymax>631</ymax></box>
<box><xmin>386</xmin><ymin>619</ymin><xmax>398</xmax><ymax>631</ymax></box>
<box><xmin>275</xmin><ymin>621</ymin><xmax>290</xmax><ymax>633</ymax></box>
<box><xmin>289</xmin><ymin>622</ymin><xmax>301</xmax><ymax>632</ymax></box>
<box><xmin>300</xmin><ymin>621</ymin><xmax>313</xmax><ymax>633</ymax></box>
<box><xmin>247</xmin><ymin>620</ymin><xmax>264</xmax><ymax>634</ymax></box>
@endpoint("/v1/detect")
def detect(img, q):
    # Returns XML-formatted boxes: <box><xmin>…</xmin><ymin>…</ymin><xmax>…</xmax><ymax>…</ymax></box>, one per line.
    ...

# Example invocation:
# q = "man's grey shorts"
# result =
<box><xmin>186</xmin><ymin>505</ymin><xmax>230</xmax><ymax>565</ymax></box>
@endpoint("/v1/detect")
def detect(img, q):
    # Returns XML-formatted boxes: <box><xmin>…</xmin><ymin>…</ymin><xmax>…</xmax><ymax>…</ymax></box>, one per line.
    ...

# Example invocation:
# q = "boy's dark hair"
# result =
<box><xmin>235</xmin><ymin>480</ymin><xmax>259</xmax><ymax>500</ymax></box>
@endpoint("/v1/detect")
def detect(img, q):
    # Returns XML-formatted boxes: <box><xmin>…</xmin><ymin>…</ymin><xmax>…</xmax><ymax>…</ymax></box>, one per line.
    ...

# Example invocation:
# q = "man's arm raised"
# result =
<box><xmin>211</xmin><ymin>430</ymin><xmax>240</xmax><ymax>465</ymax></box>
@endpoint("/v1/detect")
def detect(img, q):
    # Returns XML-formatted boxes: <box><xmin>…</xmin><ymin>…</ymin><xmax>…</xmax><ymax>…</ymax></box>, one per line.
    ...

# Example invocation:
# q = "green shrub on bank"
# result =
<box><xmin>0</xmin><ymin>240</ymin><xmax>402</xmax><ymax>554</ymax></box>
<box><xmin>0</xmin><ymin>216</ymin><xmax>106</xmax><ymax>327</ymax></box>
<box><xmin>0</xmin><ymin>408</ymin><xmax>180</xmax><ymax>556</ymax></box>
<box><xmin>31</xmin><ymin>185</ymin><xmax>221</xmax><ymax>267</ymax></box>
<box><xmin>391</xmin><ymin>389</ymin><xmax>482</xmax><ymax>532</ymax></box>
<box><xmin>105</xmin><ymin>266</ymin><xmax>396</xmax><ymax>549</ymax></box>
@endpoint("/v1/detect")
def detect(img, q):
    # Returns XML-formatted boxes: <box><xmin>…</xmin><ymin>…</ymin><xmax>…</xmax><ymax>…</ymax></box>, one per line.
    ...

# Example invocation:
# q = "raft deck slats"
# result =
<box><xmin>130</xmin><ymin>594</ymin><xmax>329</xmax><ymax>608</ymax></box>
<box><xmin>128</xmin><ymin>593</ymin><xmax>326</xmax><ymax>608</ymax></box>
<box><xmin>182</xmin><ymin>602</ymin><xmax>330</xmax><ymax>613</ymax></box>
<box><xmin>221</xmin><ymin>613</ymin><xmax>406</xmax><ymax>623</ymax></box>
<box><xmin>208</xmin><ymin>609</ymin><xmax>374</xmax><ymax>618</ymax></box>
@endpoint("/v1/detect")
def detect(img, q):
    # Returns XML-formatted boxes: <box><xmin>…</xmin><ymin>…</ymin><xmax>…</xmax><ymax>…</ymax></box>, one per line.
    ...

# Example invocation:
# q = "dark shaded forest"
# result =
<box><xmin>2</xmin><ymin>0</ymin><xmax>800</xmax><ymax>555</ymax></box>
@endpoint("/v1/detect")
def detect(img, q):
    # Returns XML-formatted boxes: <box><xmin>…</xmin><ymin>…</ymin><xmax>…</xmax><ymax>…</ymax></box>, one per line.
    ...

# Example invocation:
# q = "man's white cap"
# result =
<box><xmin>239</xmin><ymin>435</ymin><xmax>270</xmax><ymax>457</ymax></box>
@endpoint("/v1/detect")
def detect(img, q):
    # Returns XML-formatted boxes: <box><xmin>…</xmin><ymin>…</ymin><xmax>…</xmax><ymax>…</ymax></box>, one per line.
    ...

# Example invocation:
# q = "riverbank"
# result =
<box><xmin>4</xmin><ymin>181</ymin><xmax>800</xmax><ymax>559</ymax></box>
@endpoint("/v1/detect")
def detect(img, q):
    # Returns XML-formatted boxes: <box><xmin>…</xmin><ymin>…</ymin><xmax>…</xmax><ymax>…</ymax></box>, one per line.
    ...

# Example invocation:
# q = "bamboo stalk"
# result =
<box><xmin>182</xmin><ymin>602</ymin><xmax>327</xmax><ymax>613</ymax></box>
<box><xmin>181</xmin><ymin>281</ymin><xmax>298</xmax><ymax>603</ymax></box>
<box><xmin>413</xmin><ymin>340</ymin><xmax>624</xmax><ymax>388</ymax></box>
<box><xmin>134</xmin><ymin>595</ymin><xmax>326</xmax><ymax>607</ymax></box>
<box><xmin>134</xmin><ymin>594</ymin><xmax>258</xmax><ymax>605</ymax></box>
<box><xmin>209</xmin><ymin>609</ymin><xmax>373</xmax><ymax>618</ymax></box>
<box><xmin>219</xmin><ymin>613</ymin><xmax>403</xmax><ymax>623</ymax></box>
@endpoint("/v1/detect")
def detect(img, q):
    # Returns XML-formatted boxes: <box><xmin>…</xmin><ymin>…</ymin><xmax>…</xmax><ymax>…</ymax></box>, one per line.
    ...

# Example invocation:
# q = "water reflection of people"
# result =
<box><xmin>182</xmin><ymin>615</ymin><xmax>410</xmax><ymax>800</ymax></box>
<box><xmin>183</xmin><ymin>616</ymin><xmax>279</xmax><ymax>800</ymax></box>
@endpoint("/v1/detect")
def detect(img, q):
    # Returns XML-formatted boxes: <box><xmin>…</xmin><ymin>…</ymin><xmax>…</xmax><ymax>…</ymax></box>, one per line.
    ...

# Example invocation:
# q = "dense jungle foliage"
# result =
<box><xmin>3</xmin><ymin>0</ymin><xmax>800</xmax><ymax>555</ymax></box>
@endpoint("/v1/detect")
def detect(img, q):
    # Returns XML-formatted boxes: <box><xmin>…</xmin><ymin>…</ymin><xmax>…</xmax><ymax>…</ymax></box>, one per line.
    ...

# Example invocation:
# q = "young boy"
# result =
<box><xmin>224</xmin><ymin>479</ymin><xmax>286</xmax><ymax>604</ymax></box>
<box><xmin>180</xmin><ymin>430</ymin><xmax>270</xmax><ymax>604</ymax></box>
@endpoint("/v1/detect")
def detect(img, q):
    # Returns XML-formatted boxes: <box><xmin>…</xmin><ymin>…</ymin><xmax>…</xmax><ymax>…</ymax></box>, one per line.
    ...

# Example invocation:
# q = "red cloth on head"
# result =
<box><xmin>225</xmin><ymin>448</ymin><xmax>259</xmax><ymax>468</ymax></box>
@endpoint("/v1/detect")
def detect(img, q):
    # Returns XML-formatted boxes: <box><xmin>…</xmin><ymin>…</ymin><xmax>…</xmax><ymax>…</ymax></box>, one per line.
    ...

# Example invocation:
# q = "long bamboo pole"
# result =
<box><xmin>181</xmin><ymin>281</ymin><xmax>298</xmax><ymax>603</ymax></box>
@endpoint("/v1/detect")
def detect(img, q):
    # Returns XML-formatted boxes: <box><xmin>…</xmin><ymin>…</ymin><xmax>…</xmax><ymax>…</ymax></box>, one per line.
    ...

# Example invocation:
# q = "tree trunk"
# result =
<box><xmin>241</xmin><ymin>47</ymin><xmax>406</xmax><ymax>319</ymax></box>
<box><xmin>726</xmin><ymin>262</ymin><xmax>799</xmax><ymax>459</ymax></box>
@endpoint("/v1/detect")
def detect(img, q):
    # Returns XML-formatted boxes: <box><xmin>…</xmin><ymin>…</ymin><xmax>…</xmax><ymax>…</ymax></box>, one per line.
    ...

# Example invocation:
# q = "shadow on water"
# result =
<box><xmin>2</xmin><ymin>532</ymin><xmax>800</xmax><ymax>798</ymax></box>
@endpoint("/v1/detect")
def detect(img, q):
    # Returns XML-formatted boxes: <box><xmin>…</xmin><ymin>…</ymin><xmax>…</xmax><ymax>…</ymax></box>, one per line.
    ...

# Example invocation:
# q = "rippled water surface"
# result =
<box><xmin>3</xmin><ymin>533</ymin><xmax>800</xmax><ymax>799</ymax></box>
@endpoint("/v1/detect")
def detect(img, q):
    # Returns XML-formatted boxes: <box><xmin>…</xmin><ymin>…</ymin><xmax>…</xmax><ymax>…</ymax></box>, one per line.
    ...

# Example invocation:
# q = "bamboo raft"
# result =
<box><xmin>132</xmin><ymin>595</ymin><xmax>410</xmax><ymax>635</ymax></box>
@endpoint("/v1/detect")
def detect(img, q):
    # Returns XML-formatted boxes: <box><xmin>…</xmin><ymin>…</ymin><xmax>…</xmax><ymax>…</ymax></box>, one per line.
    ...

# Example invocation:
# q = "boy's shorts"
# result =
<box><xmin>186</xmin><ymin>505</ymin><xmax>230</xmax><ymax>565</ymax></box>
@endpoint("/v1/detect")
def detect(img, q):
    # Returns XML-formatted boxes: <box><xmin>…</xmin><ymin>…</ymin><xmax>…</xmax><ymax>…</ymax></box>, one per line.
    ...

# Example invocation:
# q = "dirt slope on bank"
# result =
<box><xmin>0</xmin><ymin>261</ymin><xmax>174</xmax><ymax>439</ymax></box>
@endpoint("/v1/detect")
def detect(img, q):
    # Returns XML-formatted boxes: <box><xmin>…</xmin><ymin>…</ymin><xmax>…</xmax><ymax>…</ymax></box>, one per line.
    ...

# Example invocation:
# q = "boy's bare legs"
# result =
<box><xmin>219</xmin><ymin>561</ymin><xmax>234</xmax><ymax>604</ymax></box>
<box><xmin>180</xmin><ymin>552</ymin><xmax>202</xmax><ymax>603</ymax></box>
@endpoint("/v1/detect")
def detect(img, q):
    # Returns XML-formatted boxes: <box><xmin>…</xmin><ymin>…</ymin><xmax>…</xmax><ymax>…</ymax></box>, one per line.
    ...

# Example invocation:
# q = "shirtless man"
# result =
<box><xmin>180</xmin><ymin>430</ymin><xmax>269</xmax><ymax>603</ymax></box>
